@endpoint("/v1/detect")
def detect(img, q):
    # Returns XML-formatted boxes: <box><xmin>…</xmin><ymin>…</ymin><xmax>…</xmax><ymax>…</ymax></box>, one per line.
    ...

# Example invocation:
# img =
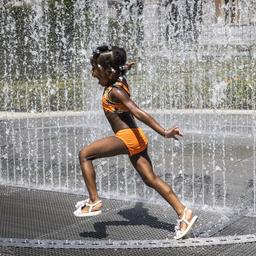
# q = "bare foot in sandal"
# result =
<box><xmin>174</xmin><ymin>207</ymin><xmax>198</xmax><ymax>240</ymax></box>
<box><xmin>180</xmin><ymin>208</ymin><xmax>193</xmax><ymax>232</ymax></box>
<box><xmin>73</xmin><ymin>199</ymin><xmax>103</xmax><ymax>217</ymax></box>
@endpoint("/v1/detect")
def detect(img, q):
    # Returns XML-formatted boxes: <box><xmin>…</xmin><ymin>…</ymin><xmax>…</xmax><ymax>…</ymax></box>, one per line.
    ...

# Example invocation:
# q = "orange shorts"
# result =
<box><xmin>115</xmin><ymin>128</ymin><xmax>148</xmax><ymax>156</ymax></box>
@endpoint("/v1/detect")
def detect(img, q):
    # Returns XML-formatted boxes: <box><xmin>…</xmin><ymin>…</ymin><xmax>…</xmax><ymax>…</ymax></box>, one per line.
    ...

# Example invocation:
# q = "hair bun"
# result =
<box><xmin>92</xmin><ymin>44</ymin><xmax>112</xmax><ymax>57</ymax></box>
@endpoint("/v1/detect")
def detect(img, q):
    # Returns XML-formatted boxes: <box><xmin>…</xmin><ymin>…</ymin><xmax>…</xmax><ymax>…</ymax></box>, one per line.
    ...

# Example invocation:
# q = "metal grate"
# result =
<box><xmin>0</xmin><ymin>186</ymin><xmax>231</xmax><ymax>241</ymax></box>
<box><xmin>1</xmin><ymin>185</ymin><xmax>256</xmax><ymax>254</ymax></box>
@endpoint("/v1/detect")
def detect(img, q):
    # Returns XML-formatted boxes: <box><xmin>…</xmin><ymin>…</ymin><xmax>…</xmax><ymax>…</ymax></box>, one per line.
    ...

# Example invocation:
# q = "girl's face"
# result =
<box><xmin>90</xmin><ymin>58</ymin><xmax>113</xmax><ymax>87</ymax></box>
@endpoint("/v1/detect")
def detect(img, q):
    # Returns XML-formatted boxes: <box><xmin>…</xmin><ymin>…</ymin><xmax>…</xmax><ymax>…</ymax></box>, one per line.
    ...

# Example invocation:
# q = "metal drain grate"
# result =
<box><xmin>0</xmin><ymin>234</ymin><xmax>256</xmax><ymax>249</ymax></box>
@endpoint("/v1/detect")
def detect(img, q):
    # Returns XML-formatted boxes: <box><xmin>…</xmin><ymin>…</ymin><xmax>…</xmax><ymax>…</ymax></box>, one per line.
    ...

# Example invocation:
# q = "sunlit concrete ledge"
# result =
<box><xmin>0</xmin><ymin>109</ymin><xmax>255</xmax><ymax>120</ymax></box>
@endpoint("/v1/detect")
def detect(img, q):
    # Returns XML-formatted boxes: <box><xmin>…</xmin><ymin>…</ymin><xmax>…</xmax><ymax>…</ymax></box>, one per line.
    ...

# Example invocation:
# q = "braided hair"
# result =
<box><xmin>91</xmin><ymin>45</ymin><xmax>130</xmax><ymax>76</ymax></box>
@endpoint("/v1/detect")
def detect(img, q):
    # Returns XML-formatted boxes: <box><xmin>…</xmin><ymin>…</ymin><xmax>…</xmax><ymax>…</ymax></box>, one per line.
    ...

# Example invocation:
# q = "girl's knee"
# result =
<box><xmin>143</xmin><ymin>174</ymin><xmax>157</xmax><ymax>188</ymax></box>
<box><xmin>79</xmin><ymin>149</ymin><xmax>86</xmax><ymax>162</ymax></box>
<box><xmin>79</xmin><ymin>148</ymin><xmax>93</xmax><ymax>162</ymax></box>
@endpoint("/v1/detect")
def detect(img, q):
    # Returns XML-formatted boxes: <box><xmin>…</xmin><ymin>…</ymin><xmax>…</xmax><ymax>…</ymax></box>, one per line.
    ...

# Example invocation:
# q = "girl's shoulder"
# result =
<box><xmin>113</xmin><ymin>78</ymin><xmax>130</xmax><ymax>95</ymax></box>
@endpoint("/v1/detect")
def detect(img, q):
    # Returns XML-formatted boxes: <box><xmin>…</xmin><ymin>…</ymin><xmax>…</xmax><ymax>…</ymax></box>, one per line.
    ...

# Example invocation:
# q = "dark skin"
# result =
<box><xmin>79</xmin><ymin>59</ymin><xmax>194</xmax><ymax>232</ymax></box>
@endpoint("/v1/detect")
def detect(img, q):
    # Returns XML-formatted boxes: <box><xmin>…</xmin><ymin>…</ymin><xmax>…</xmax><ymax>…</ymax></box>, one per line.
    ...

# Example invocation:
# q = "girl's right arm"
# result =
<box><xmin>111</xmin><ymin>88</ymin><xmax>182</xmax><ymax>139</ymax></box>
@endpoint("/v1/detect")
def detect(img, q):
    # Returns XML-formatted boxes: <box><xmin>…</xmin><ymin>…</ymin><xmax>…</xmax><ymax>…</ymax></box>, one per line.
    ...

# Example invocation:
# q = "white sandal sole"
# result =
<box><xmin>73</xmin><ymin>208</ymin><xmax>102</xmax><ymax>217</ymax></box>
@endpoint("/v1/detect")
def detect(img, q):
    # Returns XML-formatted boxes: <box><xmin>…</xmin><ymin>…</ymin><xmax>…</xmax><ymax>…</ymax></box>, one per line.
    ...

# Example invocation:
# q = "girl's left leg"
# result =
<box><xmin>77</xmin><ymin>136</ymin><xmax>128</xmax><ymax>215</ymax></box>
<box><xmin>129</xmin><ymin>149</ymin><xmax>194</xmax><ymax>232</ymax></box>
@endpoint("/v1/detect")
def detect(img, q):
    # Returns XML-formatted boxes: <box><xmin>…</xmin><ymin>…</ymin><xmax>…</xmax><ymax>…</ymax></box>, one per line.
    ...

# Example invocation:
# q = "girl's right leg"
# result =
<box><xmin>78</xmin><ymin>136</ymin><xmax>128</xmax><ymax>214</ymax></box>
<box><xmin>129</xmin><ymin>149</ymin><xmax>195</xmax><ymax>233</ymax></box>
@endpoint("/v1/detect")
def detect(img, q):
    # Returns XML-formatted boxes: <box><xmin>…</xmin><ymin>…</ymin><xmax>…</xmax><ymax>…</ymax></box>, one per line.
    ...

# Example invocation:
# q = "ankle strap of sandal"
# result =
<box><xmin>85</xmin><ymin>200</ymin><xmax>102</xmax><ymax>213</ymax></box>
<box><xmin>178</xmin><ymin>207</ymin><xmax>190</xmax><ymax>225</ymax></box>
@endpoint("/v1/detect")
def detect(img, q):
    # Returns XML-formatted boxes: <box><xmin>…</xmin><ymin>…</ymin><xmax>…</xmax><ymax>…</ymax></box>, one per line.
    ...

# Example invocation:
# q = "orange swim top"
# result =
<box><xmin>102</xmin><ymin>81</ymin><xmax>130</xmax><ymax>113</ymax></box>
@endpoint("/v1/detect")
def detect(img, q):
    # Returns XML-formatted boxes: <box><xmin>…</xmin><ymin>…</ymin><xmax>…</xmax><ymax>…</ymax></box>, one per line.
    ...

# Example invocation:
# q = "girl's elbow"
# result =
<box><xmin>132</xmin><ymin>110</ymin><xmax>147</xmax><ymax>121</ymax></box>
<box><xmin>130</xmin><ymin>109</ymin><xmax>140</xmax><ymax>118</ymax></box>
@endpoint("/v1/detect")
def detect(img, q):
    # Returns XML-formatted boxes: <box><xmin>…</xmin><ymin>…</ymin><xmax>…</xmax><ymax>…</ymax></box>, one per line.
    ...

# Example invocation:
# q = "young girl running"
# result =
<box><xmin>73</xmin><ymin>45</ymin><xmax>198</xmax><ymax>239</ymax></box>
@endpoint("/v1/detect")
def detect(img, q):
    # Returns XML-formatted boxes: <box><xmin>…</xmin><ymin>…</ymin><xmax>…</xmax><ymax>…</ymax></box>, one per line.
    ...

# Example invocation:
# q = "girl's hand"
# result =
<box><xmin>165</xmin><ymin>127</ymin><xmax>183</xmax><ymax>140</ymax></box>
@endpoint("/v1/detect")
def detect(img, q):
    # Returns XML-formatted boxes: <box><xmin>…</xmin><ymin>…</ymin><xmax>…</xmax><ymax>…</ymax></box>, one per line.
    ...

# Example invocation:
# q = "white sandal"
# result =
<box><xmin>75</xmin><ymin>199</ymin><xmax>89</xmax><ymax>209</ymax></box>
<box><xmin>73</xmin><ymin>200</ymin><xmax>102</xmax><ymax>217</ymax></box>
<box><xmin>174</xmin><ymin>207</ymin><xmax>198</xmax><ymax>240</ymax></box>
